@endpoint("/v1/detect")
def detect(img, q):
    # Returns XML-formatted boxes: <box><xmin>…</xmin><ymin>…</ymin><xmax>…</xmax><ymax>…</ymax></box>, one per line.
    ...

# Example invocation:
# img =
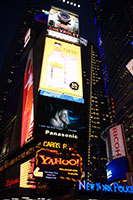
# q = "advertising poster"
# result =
<box><xmin>109</xmin><ymin>125</ymin><xmax>126</xmax><ymax>160</ymax></box>
<box><xmin>34</xmin><ymin>148</ymin><xmax>83</xmax><ymax>182</ymax></box>
<box><xmin>35</xmin><ymin>96</ymin><xmax>86</xmax><ymax>140</ymax></box>
<box><xmin>20</xmin><ymin>158</ymin><xmax>36</xmax><ymax>189</ymax></box>
<box><xmin>39</xmin><ymin>37</ymin><xmax>83</xmax><ymax>103</ymax></box>
<box><xmin>21</xmin><ymin>49</ymin><xmax>34</xmax><ymax>147</ymax></box>
<box><xmin>106</xmin><ymin>157</ymin><xmax>128</xmax><ymax>182</ymax></box>
<box><xmin>47</xmin><ymin>7</ymin><xmax>79</xmax><ymax>44</ymax></box>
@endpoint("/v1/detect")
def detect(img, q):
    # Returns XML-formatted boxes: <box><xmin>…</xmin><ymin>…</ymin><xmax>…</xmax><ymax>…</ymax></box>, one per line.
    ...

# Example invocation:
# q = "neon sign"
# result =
<box><xmin>34</xmin><ymin>148</ymin><xmax>83</xmax><ymax>182</ymax></box>
<box><xmin>6</xmin><ymin>178</ymin><xmax>20</xmax><ymax>188</ymax></box>
<box><xmin>39</xmin><ymin>155</ymin><xmax>79</xmax><ymax>167</ymax></box>
<box><xmin>35</xmin><ymin>13</ymin><xmax>48</xmax><ymax>24</ymax></box>
<box><xmin>79</xmin><ymin>181</ymin><xmax>133</xmax><ymax>194</ymax></box>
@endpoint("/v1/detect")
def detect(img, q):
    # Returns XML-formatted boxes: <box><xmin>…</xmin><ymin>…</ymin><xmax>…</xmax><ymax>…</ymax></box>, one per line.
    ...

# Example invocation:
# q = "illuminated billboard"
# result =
<box><xmin>109</xmin><ymin>125</ymin><xmax>126</xmax><ymax>160</ymax></box>
<box><xmin>20</xmin><ymin>158</ymin><xmax>36</xmax><ymax>189</ymax></box>
<box><xmin>21</xmin><ymin>49</ymin><xmax>34</xmax><ymax>147</ymax></box>
<box><xmin>35</xmin><ymin>96</ymin><xmax>86</xmax><ymax>139</ymax></box>
<box><xmin>39</xmin><ymin>37</ymin><xmax>84</xmax><ymax>103</ymax></box>
<box><xmin>47</xmin><ymin>7</ymin><xmax>79</xmax><ymax>44</ymax></box>
<box><xmin>106</xmin><ymin>157</ymin><xmax>128</xmax><ymax>182</ymax></box>
<box><xmin>34</xmin><ymin>148</ymin><xmax>83</xmax><ymax>182</ymax></box>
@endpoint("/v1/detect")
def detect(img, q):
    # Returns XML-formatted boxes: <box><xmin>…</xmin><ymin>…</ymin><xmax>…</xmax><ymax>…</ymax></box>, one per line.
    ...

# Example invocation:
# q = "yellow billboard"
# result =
<box><xmin>39</xmin><ymin>37</ymin><xmax>83</xmax><ymax>103</ymax></box>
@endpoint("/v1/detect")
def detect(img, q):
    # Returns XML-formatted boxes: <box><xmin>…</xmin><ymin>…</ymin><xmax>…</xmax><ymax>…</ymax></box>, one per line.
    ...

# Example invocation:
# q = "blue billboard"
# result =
<box><xmin>106</xmin><ymin>157</ymin><xmax>128</xmax><ymax>182</ymax></box>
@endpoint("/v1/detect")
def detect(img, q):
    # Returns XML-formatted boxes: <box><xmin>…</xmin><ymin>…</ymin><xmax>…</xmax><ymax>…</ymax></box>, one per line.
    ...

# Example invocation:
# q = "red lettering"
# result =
<box><xmin>114</xmin><ymin>142</ymin><xmax>120</xmax><ymax>149</ymax></box>
<box><xmin>116</xmin><ymin>149</ymin><xmax>121</xmax><ymax>157</ymax></box>
<box><xmin>6</xmin><ymin>178</ymin><xmax>20</xmax><ymax>188</ymax></box>
<box><xmin>114</xmin><ymin>136</ymin><xmax>119</xmax><ymax>143</ymax></box>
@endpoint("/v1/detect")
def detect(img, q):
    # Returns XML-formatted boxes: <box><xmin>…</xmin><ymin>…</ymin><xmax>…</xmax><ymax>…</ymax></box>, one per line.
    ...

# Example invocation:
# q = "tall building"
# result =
<box><xmin>0</xmin><ymin>2</ymin><xmax>86</xmax><ymax>198</ymax></box>
<box><xmin>90</xmin><ymin>0</ymin><xmax>133</xmax><ymax>173</ymax></box>
<box><xmin>82</xmin><ymin>42</ymin><xmax>113</xmax><ymax>183</ymax></box>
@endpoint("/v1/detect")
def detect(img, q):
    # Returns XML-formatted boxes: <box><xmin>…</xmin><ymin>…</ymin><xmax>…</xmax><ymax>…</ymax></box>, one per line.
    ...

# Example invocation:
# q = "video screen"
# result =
<box><xmin>36</xmin><ymin>96</ymin><xmax>86</xmax><ymax>133</ymax></box>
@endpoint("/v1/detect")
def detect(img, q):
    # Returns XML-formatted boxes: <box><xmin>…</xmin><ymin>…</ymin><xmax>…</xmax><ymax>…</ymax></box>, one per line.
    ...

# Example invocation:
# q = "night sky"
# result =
<box><xmin>0</xmin><ymin>0</ymin><xmax>97</xmax><ymax>73</ymax></box>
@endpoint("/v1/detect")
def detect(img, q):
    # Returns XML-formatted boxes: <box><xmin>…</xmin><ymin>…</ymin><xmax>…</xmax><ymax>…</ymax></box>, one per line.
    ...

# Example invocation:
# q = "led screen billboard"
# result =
<box><xmin>21</xmin><ymin>49</ymin><xmax>34</xmax><ymax>147</ymax></box>
<box><xmin>34</xmin><ymin>148</ymin><xmax>83</xmax><ymax>182</ymax></box>
<box><xmin>20</xmin><ymin>158</ymin><xmax>36</xmax><ymax>189</ymax></box>
<box><xmin>109</xmin><ymin>125</ymin><xmax>126</xmax><ymax>160</ymax></box>
<box><xmin>39</xmin><ymin>37</ymin><xmax>84</xmax><ymax>103</ymax></box>
<box><xmin>47</xmin><ymin>7</ymin><xmax>79</xmax><ymax>44</ymax></box>
<box><xmin>35</xmin><ymin>96</ymin><xmax>86</xmax><ymax>140</ymax></box>
<box><xmin>106</xmin><ymin>157</ymin><xmax>128</xmax><ymax>182</ymax></box>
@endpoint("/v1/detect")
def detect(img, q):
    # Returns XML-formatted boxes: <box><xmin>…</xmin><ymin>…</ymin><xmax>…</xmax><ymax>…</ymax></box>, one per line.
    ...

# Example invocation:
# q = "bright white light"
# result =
<box><xmin>70</xmin><ymin>2</ymin><xmax>73</xmax><ymax>5</ymax></box>
<box><xmin>67</xmin><ymin>1</ymin><xmax>69</xmax><ymax>3</ymax></box>
<box><xmin>78</xmin><ymin>4</ymin><xmax>80</xmax><ymax>8</ymax></box>
<box><xmin>74</xmin><ymin>3</ymin><xmax>76</xmax><ymax>6</ymax></box>
<box><xmin>62</xmin><ymin>0</ymin><xmax>65</xmax><ymax>2</ymax></box>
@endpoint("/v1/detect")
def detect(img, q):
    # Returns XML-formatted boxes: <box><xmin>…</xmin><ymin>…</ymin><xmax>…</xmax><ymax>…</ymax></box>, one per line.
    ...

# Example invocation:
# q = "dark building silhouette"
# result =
<box><xmin>90</xmin><ymin>0</ymin><xmax>133</xmax><ymax>173</ymax></box>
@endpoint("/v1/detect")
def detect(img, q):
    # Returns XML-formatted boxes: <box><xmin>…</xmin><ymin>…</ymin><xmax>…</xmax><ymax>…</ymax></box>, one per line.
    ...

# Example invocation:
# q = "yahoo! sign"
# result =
<box><xmin>79</xmin><ymin>181</ymin><xmax>133</xmax><ymax>194</ymax></box>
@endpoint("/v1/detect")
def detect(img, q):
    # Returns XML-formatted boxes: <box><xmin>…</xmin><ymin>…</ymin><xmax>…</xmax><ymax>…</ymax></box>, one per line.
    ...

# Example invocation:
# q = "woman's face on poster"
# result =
<box><xmin>59</xmin><ymin>109</ymin><xmax>68</xmax><ymax>123</ymax></box>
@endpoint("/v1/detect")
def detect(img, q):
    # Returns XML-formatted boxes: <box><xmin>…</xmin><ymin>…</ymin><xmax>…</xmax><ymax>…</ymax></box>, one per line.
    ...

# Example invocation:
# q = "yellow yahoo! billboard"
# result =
<box><xmin>39</xmin><ymin>37</ymin><xmax>84</xmax><ymax>103</ymax></box>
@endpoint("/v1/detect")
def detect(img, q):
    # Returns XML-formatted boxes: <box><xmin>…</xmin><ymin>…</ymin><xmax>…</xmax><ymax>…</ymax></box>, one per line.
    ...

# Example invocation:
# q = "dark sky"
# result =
<box><xmin>0</xmin><ymin>0</ymin><xmax>97</xmax><ymax>73</ymax></box>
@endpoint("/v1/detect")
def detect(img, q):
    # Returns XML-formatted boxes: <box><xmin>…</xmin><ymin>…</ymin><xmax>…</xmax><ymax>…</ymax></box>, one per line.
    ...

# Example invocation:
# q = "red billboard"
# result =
<box><xmin>21</xmin><ymin>49</ymin><xmax>34</xmax><ymax>147</ymax></box>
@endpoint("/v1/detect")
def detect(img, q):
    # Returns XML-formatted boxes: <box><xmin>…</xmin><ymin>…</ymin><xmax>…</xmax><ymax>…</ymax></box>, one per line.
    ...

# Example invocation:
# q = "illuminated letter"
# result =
<box><xmin>86</xmin><ymin>183</ymin><xmax>90</xmax><ymax>191</ymax></box>
<box><xmin>79</xmin><ymin>180</ymin><xmax>86</xmax><ymax>190</ymax></box>
<box><xmin>116</xmin><ymin>149</ymin><xmax>121</xmax><ymax>157</ymax></box>
<box><xmin>69</xmin><ymin>159</ymin><xmax>77</xmax><ymax>166</ymax></box>
<box><xmin>45</xmin><ymin>130</ymin><xmax>49</xmax><ymax>135</ymax></box>
<box><xmin>114</xmin><ymin>142</ymin><xmax>120</xmax><ymax>149</ymax></box>
<box><xmin>114</xmin><ymin>136</ymin><xmax>119</xmax><ymax>143</ymax></box>
<box><xmin>114</xmin><ymin>182</ymin><xmax>118</xmax><ymax>192</ymax></box>
<box><xmin>96</xmin><ymin>183</ymin><xmax>101</xmax><ymax>191</ymax></box>
<box><xmin>54</xmin><ymin>158</ymin><xmax>62</xmax><ymax>165</ymax></box>
<box><xmin>39</xmin><ymin>155</ymin><xmax>50</xmax><ymax>164</ymax></box>
<box><xmin>62</xmin><ymin>159</ymin><xmax>69</xmax><ymax>165</ymax></box>
<box><xmin>63</xmin><ymin>143</ymin><xmax>67</xmax><ymax>149</ymax></box>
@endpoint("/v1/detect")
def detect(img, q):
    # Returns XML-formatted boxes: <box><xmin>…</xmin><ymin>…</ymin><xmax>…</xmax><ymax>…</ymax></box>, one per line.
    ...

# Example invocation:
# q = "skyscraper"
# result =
<box><xmin>82</xmin><ymin>42</ymin><xmax>113</xmax><ymax>183</ymax></box>
<box><xmin>90</xmin><ymin>0</ymin><xmax>133</xmax><ymax>173</ymax></box>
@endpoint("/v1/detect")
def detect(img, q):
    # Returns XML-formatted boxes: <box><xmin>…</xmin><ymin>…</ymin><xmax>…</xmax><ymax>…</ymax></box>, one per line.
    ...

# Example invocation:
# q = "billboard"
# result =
<box><xmin>106</xmin><ymin>157</ymin><xmax>128</xmax><ymax>182</ymax></box>
<box><xmin>109</xmin><ymin>125</ymin><xmax>126</xmax><ymax>160</ymax></box>
<box><xmin>34</xmin><ymin>148</ymin><xmax>83</xmax><ymax>182</ymax></box>
<box><xmin>20</xmin><ymin>158</ymin><xmax>36</xmax><ymax>189</ymax></box>
<box><xmin>39</xmin><ymin>37</ymin><xmax>84</xmax><ymax>103</ymax></box>
<box><xmin>21</xmin><ymin>49</ymin><xmax>34</xmax><ymax>147</ymax></box>
<box><xmin>35</xmin><ymin>96</ymin><xmax>86</xmax><ymax>139</ymax></box>
<box><xmin>47</xmin><ymin>7</ymin><xmax>79</xmax><ymax>44</ymax></box>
